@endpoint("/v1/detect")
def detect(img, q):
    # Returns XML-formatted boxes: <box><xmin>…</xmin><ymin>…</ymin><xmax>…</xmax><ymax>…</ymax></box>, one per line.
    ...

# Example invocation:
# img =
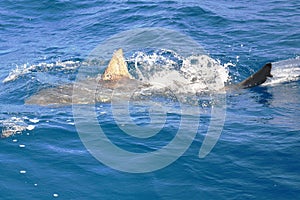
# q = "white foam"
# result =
<box><xmin>29</xmin><ymin>118</ymin><xmax>40</xmax><ymax>123</ymax></box>
<box><xmin>263</xmin><ymin>58</ymin><xmax>300</xmax><ymax>86</ymax></box>
<box><xmin>1</xmin><ymin>117</ymin><xmax>28</xmax><ymax>138</ymax></box>
<box><xmin>129</xmin><ymin>51</ymin><xmax>229</xmax><ymax>95</ymax></box>
<box><xmin>27</xmin><ymin>125</ymin><xmax>35</xmax><ymax>131</ymax></box>
<box><xmin>1</xmin><ymin>116</ymin><xmax>38</xmax><ymax>138</ymax></box>
<box><xmin>2</xmin><ymin>60</ymin><xmax>81</xmax><ymax>83</ymax></box>
<box><xmin>181</xmin><ymin>55</ymin><xmax>229</xmax><ymax>92</ymax></box>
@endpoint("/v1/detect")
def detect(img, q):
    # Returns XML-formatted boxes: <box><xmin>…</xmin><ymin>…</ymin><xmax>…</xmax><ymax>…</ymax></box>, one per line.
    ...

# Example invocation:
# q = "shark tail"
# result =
<box><xmin>238</xmin><ymin>63</ymin><xmax>273</xmax><ymax>88</ymax></box>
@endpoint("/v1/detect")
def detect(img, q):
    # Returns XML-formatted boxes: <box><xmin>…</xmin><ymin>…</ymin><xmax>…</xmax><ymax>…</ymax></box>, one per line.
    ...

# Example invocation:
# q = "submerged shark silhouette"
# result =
<box><xmin>25</xmin><ymin>49</ymin><xmax>273</xmax><ymax>106</ymax></box>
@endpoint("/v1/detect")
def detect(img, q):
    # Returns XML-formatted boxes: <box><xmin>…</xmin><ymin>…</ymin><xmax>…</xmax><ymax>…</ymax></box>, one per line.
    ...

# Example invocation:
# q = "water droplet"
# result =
<box><xmin>27</xmin><ymin>125</ymin><xmax>35</xmax><ymax>130</ymax></box>
<box><xmin>29</xmin><ymin>118</ymin><xmax>39</xmax><ymax>123</ymax></box>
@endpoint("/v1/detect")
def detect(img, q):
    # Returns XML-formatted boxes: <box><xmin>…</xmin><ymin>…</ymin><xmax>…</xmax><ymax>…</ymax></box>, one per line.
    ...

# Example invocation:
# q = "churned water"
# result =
<box><xmin>0</xmin><ymin>0</ymin><xmax>299</xmax><ymax>199</ymax></box>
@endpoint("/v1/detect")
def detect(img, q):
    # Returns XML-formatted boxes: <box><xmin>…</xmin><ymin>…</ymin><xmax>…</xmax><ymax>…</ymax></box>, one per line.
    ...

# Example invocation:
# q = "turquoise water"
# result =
<box><xmin>0</xmin><ymin>0</ymin><xmax>300</xmax><ymax>199</ymax></box>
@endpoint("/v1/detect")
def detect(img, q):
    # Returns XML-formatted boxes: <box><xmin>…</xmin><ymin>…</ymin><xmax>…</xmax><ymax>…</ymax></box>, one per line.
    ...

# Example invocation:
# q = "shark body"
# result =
<box><xmin>25</xmin><ymin>49</ymin><xmax>273</xmax><ymax>106</ymax></box>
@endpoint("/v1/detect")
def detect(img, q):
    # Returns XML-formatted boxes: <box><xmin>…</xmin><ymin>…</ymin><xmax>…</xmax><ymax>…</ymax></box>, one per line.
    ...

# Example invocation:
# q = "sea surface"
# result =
<box><xmin>0</xmin><ymin>0</ymin><xmax>300</xmax><ymax>199</ymax></box>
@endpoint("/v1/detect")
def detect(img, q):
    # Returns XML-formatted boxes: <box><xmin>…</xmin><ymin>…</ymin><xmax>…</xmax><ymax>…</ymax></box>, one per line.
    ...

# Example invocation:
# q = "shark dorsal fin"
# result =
<box><xmin>102</xmin><ymin>48</ymin><xmax>132</xmax><ymax>81</ymax></box>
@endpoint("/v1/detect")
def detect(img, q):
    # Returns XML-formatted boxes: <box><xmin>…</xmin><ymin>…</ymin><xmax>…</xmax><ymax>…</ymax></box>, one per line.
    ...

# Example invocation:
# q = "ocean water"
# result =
<box><xmin>0</xmin><ymin>0</ymin><xmax>300</xmax><ymax>199</ymax></box>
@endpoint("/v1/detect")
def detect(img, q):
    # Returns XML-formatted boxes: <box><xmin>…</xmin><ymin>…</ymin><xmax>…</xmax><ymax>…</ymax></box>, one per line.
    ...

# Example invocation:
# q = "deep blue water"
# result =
<box><xmin>0</xmin><ymin>0</ymin><xmax>300</xmax><ymax>199</ymax></box>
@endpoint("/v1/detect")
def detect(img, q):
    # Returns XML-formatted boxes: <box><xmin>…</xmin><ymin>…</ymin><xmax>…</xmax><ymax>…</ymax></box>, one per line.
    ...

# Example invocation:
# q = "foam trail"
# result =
<box><xmin>2</xmin><ymin>60</ymin><xmax>82</xmax><ymax>83</ymax></box>
<box><xmin>272</xmin><ymin>57</ymin><xmax>300</xmax><ymax>68</ymax></box>
<box><xmin>263</xmin><ymin>57</ymin><xmax>300</xmax><ymax>86</ymax></box>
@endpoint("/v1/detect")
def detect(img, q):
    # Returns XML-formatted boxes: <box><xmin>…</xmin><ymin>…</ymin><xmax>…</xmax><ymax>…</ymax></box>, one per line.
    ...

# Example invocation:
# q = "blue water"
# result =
<box><xmin>1</xmin><ymin>0</ymin><xmax>300</xmax><ymax>199</ymax></box>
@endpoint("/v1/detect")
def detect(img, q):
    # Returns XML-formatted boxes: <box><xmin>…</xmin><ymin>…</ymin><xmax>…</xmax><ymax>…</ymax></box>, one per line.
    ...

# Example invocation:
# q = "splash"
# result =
<box><xmin>128</xmin><ymin>49</ymin><xmax>229</xmax><ymax>95</ymax></box>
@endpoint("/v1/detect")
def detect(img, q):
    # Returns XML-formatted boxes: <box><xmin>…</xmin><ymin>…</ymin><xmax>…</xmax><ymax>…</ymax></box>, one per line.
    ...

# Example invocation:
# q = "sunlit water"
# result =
<box><xmin>0</xmin><ymin>0</ymin><xmax>299</xmax><ymax>199</ymax></box>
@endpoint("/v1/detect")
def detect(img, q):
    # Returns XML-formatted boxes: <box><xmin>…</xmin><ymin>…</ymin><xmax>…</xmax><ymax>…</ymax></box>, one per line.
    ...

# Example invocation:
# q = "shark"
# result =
<box><xmin>25</xmin><ymin>48</ymin><xmax>273</xmax><ymax>106</ymax></box>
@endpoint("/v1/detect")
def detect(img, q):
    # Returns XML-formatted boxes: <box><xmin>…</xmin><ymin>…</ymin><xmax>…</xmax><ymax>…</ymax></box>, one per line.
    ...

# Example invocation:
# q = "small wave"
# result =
<box><xmin>2</xmin><ymin>60</ymin><xmax>82</xmax><ymax>83</ymax></box>
<box><xmin>43</xmin><ymin>143</ymin><xmax>86</xmax><ymax>155</ymax></box>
